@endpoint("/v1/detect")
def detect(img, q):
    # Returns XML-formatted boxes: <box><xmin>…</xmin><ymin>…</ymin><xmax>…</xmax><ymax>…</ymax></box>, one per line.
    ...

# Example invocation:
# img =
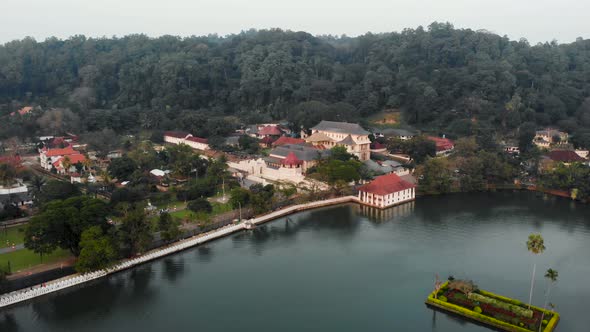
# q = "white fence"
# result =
<box><xmin>0</xmin><ymin>196</ymin><xmax>358</xmax><ymax>309</ymax></box>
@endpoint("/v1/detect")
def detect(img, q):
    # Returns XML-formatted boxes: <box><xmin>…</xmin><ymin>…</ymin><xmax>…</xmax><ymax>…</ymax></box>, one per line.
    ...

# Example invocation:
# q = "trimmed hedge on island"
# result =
<box><xmin>425</xmin><ymin>281</ymin><xmax>560</xmax><ymax>332</ymax></box>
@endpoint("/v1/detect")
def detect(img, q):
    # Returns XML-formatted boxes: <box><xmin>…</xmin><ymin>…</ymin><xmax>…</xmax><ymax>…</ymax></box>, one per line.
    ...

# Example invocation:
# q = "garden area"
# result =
<box><xmin>426</xmin><ymin>234</ymin><xmax>560</xmax><ymax>331</ymax></box>
<box><xmin>427</xmin><ymin>278</ymin><xmax>559</xmax><ymax>332</ymax></box>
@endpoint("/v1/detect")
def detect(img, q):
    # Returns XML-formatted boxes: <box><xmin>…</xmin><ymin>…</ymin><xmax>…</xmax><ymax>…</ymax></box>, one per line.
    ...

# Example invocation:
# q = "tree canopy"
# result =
<box><xmin>0</xmin><ymin>25</ymin><xmax>589</xmax><ymax>142</ymax></box>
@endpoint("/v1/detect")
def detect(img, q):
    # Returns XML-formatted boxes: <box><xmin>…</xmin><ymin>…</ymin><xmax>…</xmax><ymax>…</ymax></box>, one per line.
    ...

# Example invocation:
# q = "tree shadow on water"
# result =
<box><xmin>0</xmin><ymin>313</ymin><xmax>18</xmax><ymax>332</ymax></box>
<box><xmin>162</xmin><ymin>257</ymin><xmax>185</xmax><ymax>283</ymax></box>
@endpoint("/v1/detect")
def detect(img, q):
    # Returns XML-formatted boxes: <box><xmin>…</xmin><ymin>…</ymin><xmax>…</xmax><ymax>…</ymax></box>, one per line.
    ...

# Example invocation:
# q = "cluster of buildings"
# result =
<box><xmin>224</xmin><ymin>120</ymin><xmax>416</xmax><ymax>208</ymax></box>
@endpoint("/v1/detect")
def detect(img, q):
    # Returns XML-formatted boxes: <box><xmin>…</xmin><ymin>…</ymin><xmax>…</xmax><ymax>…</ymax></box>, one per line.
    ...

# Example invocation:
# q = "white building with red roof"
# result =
<box><xmin>357</xmin><ymin>173</ymin><xmax>416</xmax><ymax>208</ymax></box>
<box><xmin>52</xmin><ymin>153</ymin><xmax>88</xmax><ymax>175</ymax></box>
<box><xmin>163</xmin><ymin>131</ymin><xmax>209</xmax><ymax>151</ymax></box>
<box><xmin>40</xmin><ymin>146</ymin><xmax>80</xmax><ymax>170</ymax></box>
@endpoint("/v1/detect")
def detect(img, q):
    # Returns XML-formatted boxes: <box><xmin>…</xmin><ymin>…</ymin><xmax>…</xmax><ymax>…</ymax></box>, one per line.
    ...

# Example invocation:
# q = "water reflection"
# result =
<box><xmin>196</xmin><ymin>246</ymin><xmax>212</xmax><ymax>262</ymax></box>
<box><xmin>162</xmin><ymin>257</ymin><xmax>185</xmax><ymax>283</ymax></box>
<box><xmin>358</xmin><ymin>201</ymin><xmax>415</xmax><ymax>223</ymax></box>
<box><xmin>0</xmin><ymin>313</ymin><xmax>18</xmax><ymax>332</ymax></box>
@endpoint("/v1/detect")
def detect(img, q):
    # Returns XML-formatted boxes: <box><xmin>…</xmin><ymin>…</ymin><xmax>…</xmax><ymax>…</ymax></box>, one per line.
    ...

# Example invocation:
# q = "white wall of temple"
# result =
<box><xmin>164</xmin><ymin>136</ymin><xmax>185</xmax><ymax>145</ymax></box>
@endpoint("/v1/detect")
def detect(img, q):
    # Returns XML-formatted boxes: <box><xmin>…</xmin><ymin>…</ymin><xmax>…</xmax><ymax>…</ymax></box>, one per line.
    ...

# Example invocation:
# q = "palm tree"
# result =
<box><xmin>61</xmin><ymin>156</ymin><xmax>72</xmax><ymax>174</ymax></box>
<box><xmin>30</xmin><ymin>175</ymin><xmax>46</xmax><ymax>203</ymax></box>
<box><xmin>538</xmin><ymin>268</ymin><xmax>558</xmax><ymax>332</ymax></box>
<box><xmin>526</xmin><ymin>233</ymin><xmax>546</xmax><ymax>309</ymax></box>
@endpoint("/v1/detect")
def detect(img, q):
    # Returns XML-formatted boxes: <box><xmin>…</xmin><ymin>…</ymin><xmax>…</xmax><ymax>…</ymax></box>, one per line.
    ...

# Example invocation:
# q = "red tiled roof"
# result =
<box><xmin>427</xmin><ymin>136</ymin><xmax>454</xmax><ymax>151</ymax></box>
<box><xmin>258</xmin><ymin>126</ymin><xmax>283</xmax><ymax>136</ymax></box>
<box><xmin>44</xmin><ymin>146</ymin><xmax>77</xmax><ymax>157</ymax></box>
<box><xmin>260</xmin><ymin>136</ymin><xmax>276</xmax><ymax>144</ymax></box>
<box><xmin>358</xmin><ymin>173</ymin><xmax>415</xmax><ymax>196</ymax></box>
<box><xmin>272</xmin><ymin>136</ymin><xmax>305</xmax><ymax>146</ymax></box>
<box><xmin>548</xmin><ymin>150</ymin><xmax>586</xmax><ymax>162</ymax></box>
<box><xmin>10</xmin><ymin>106</ymin><xmax>33</xmax><ymax>116</ymax></box>
<box><xmin>164</xmin><ymin>131</ymin><xmax>190</xmax><ymax>139</ymax></box>
<box><xmin>186</xmin><ymin>136</ymin><xmax>208</xmax><ymax>144</ymax></box>
<box><xmin>281</xmin><ymin>152</ymin><xmax>303</xmax><ymax>166</ymax></box>
<box><xmin>53</xmin><ymin>153</ymin><xmax>87</xmax><ymax>168</ymax></box>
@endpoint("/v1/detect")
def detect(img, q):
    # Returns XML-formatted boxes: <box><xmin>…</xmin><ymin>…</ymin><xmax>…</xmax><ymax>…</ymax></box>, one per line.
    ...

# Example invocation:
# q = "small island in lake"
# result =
<box><xmin>425</xmin><ymin>279</ymin><xmax>560</xmax><ymax>332</ymax></box>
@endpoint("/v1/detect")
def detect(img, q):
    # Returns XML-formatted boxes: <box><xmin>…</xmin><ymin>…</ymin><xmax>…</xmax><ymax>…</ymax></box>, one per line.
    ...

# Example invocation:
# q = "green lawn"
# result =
<box><xmin>211</xmin><ymin>201</ymin><xmax>233</xmax><ymax>215</ymax></box>
<box><xmin>0</xmin><ymin>248</ymin><xmax>72</xmax><ymax>273</ymax></box>
<box><xmin>0</xmin><ymin>225</ymin><xmax>26</xmax><ymax>247</ymax></box>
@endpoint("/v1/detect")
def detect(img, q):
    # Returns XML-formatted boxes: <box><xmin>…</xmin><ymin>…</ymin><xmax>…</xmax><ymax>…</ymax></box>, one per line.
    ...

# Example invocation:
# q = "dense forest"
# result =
<box><xmin>1</xmin><ymin>23</ymin><xmax>590</xmax><ymax>145</ymax></box>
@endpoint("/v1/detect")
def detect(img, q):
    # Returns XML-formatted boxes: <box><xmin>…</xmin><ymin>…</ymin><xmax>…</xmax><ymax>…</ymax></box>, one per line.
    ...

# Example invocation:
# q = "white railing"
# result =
<box><xmin>0</xmin><ymin>196</ymin><xmax>358</xmax><ymax>309</ymax></box>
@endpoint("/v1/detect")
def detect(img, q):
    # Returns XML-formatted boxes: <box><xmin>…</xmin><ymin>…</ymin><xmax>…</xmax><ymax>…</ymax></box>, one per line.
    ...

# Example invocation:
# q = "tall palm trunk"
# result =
<box><xmin>528</xmin><ymin>257</ymin><xmax>536</xmax><ymax>309</ymax></box>
<box><xmin>538</xmin><ymin>282</ymin><xmax>553</xmax><ymax>332</ymax></box>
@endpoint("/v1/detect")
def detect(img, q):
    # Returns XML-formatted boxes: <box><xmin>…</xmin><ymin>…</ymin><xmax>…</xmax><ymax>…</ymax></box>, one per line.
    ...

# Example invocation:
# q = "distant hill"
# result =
<box><xmin>0</xmin><ymin>23</ymin><xmax>589</xmax><ymax>146</ymax></box>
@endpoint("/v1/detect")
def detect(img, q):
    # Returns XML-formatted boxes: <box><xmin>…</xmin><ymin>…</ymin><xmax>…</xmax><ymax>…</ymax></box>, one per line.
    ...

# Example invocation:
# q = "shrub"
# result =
<box><xmin>187</xmin><ymin>198</ymin><xmax>212</xmax><ymax>214</ymax></box>
<box><xmin>439</xmin><ymin>296</ymin><xmax>447</xmax><ymax>302</ymax></box>
<box><xmin>473</xmin><ymin>306</ymin><xmax>482</xmax><ymax>313</ymax></box>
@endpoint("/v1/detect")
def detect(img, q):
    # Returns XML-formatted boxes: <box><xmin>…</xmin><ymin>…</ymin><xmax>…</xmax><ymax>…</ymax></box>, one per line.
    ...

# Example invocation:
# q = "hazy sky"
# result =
<box><xmin>2</xmin><ymin>0</ymin><xmax>589</xmax><ymax>44</ymax></box>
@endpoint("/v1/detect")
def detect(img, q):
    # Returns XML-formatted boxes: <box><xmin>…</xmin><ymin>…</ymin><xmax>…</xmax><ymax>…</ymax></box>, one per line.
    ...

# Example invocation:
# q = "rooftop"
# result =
<box><xmin>358</xmin><ymin>173</ymin><xmax>415</xmax><ymax>196</ymax></box>
<box><xmin>305</xmin><ymin>132</ymin><xmax>334</xmax><ymax>142</ymax></box>
<box><xmin>270</xmin><ymin>144</ymin><xmax>331</xmax><ymax>161</ymax></box>
<box><xmin>311</xmin><ymin>121</ymin><xmax>369</xmax><ymax>136</ymax></box>
<box><xmin>164</xmin><ymin>131</ymin><xmax>191</xmax><ymax>139</ymax></box>
<box><xmin>548</xmin><ymin>150</ymin><xmax>586</xmax><ymax>162</ymax></box>
<box><xmin>44</xmin><ymin>146</ymin><xmax>78</xmax><ymax>157</ymax></box>
<box><xmin>427</xmin><ymin>136</ymin><xmax>454</xmax><ymax>152</ymax></box>
<box><xmin>186</xmin><ymin>136</ymin><xmax>208</xmax><ymax>144</ymax></box>
<box><xmin>272</xmin><ymin>136</ymin><xmax>305</xmax><ymax>147</ymax></box>
<box><xmin>338</xmin><ymin>135</ymin><xmax>356</xmax><ymax>145</ymax></box>
<box><xmin>258</xmin><ymin>125</ymin><xmax>283</xmax><ymax>136</ymax></box>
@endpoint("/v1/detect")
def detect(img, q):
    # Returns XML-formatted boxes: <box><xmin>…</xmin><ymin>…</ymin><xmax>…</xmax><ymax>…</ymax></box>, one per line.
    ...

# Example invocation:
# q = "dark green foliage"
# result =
<box><xmin>34</xmin><ymin>180</ymin><xmax>80</xmax><ymax>206</ymax></box>
<box><xmin>110</xmin><ymin>187</ymin><xmax>145</xmax><ymax>205</ymax></box>
<box><xmin>388</xmin><ymin>136</ymin><xmax>436</xmax><ymax>164</ymax></box>
<box><xmin>107</xmin><ymin>156</ymin><xmax>137</xmax><ymax>180</ymax></box>
<box><xmin>158</xmin><ymin>212</ymin><xmax>181</xmax><ymax>243</ymax></box>
<box><xmin>540</xmin><ymin>163</ymin><xmax>590</xmax><ymax>200</ymax></box>
<box><xmin>75</xmin><ymin>226</ymin><xmax>118</xmax><ymax>273</ymax></box>
<box><xmin>249</xmin><ymin>184</ymin><xmax>275</xmax><ymax>213</ymax></box>
<box><xmin>238</xmin><ymin>135</ymin><xmax>260</xmax><ymax>154</ymax></box>
<box><xmin>229</xmin><ymin>187</ymin><xmax>250</xmax><ymax>209</ymax></box>
<box><xmin>24</xmin><ymin>196</ymin><xmax>111</xmax><ymax>256</ymax></box>
<box><xmin>118</xmin><ymin>208</ymin><xmax>153</xmax><ymax>255</ymax></box>
<box><xmin>187</xmin><ymin>198</ymin><xmax>212</xmax><ymax>213</ymax></box>
<box><xmin>0</xmin><ymin>27</ymin><xmax>589</xmax><ymax>141</ymax></box>
<box><xmin>175</xmin><ymin>178</ymin><xmax>217</xmax><ymax>201</ymax></box>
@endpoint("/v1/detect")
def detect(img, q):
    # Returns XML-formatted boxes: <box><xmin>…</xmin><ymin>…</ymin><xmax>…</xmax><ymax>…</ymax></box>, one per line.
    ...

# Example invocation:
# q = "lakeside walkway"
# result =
<box><xmin>0</xmin><ymin>196</ymin><xmax>359</xmax><ymax>309</ymax></box>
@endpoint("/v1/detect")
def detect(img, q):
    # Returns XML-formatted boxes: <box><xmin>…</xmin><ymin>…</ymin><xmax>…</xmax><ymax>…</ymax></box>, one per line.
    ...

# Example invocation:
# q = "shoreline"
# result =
<box><xmin>0</xmin><ymin>195</ymin><xmax>360</xmax><ymax>309</ymax></box>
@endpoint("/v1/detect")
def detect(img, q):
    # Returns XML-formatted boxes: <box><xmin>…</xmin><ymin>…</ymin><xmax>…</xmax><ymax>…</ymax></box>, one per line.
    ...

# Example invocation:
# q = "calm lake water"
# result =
<box><xmin>1</xmin><ymin>191</ymin><xmax>590</xmax><ymax>332</ymax></box>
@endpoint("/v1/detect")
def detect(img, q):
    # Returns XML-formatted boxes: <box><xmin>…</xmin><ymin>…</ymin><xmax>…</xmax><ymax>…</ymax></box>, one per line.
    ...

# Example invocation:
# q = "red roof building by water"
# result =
<box><xmin>358</xmin><ymin>173</ymin><xmax>416</xmax><ymax>208</ymax></box>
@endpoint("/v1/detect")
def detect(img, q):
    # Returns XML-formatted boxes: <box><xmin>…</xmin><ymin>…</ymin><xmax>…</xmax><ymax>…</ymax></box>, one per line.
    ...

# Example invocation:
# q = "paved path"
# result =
<box><xmin>0</xmin><ymin>244</ymin><xmax>24</xmax><ymax>254</ymax></box>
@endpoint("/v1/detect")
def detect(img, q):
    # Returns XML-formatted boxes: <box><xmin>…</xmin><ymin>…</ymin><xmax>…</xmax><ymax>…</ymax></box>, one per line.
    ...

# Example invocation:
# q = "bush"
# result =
<box><xmin>187</xmin><ymin>198</ymin><xmax>212</xmax><ymax>214</ymax></box>
<box><xmin>473</xmin><ymin>306</ymin><xmax>482</xmax><ymax>313</ymax></box>
<box><xmin>438</xmin><ymin>295</ymin><xmax>447</xmax><ymax>302</ymax></box>
<box><xmin>542</xmin><ymin>320</ymin><xmax>548</xmax><ymax>326</ymax></box>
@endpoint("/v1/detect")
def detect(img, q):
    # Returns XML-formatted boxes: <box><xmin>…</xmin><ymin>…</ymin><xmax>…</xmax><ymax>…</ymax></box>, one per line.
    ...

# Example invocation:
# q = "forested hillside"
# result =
<box><xmin>1</xmin><ymin>23</ymin><xmax>590</xmax><ymax>143</ymax></box>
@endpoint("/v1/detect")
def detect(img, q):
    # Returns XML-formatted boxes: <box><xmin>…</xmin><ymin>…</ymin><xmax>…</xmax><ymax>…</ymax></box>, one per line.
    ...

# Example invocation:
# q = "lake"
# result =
<box><xmin>1</xmin><ymin>191</ymin><xmax>589</xmax><ymax>332</ymax></box>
